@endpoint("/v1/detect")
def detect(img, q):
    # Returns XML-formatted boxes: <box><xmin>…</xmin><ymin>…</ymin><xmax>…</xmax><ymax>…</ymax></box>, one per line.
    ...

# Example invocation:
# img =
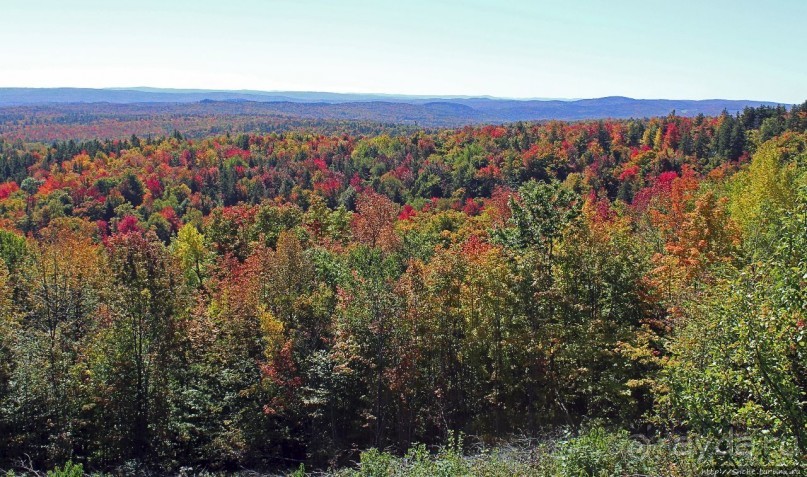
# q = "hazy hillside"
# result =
<box><xmin>0</xmin><ymin>88</ymin><xmax>785</xmax><ymax>125</ymax></box>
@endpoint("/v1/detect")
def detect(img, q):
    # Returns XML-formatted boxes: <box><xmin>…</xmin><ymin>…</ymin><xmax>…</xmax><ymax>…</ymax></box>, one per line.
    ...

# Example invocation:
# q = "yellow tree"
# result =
<box><xmin>172</xmin><ymin>222</ymin><xmax>210</xmax><ymax>291</ymax></box>
<box><xmin>729</xmin><ymin>136</ymin><xmax>802</xmax><ymax>255</ymax></box>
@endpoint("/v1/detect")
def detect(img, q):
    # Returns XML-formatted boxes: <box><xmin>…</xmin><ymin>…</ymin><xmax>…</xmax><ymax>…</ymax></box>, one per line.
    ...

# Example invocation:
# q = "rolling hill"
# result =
<box><xmin>0</xmin><ymin>88</ymin><xmax>787</xmax><ymax>125</ymax></box>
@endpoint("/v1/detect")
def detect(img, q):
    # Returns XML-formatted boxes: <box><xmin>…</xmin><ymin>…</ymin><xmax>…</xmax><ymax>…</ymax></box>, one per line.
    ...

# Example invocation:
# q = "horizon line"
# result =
<box><xmin>0</xmin><ymin>86</ymin><xmax>795</xmax><ymax>105</ymax></box>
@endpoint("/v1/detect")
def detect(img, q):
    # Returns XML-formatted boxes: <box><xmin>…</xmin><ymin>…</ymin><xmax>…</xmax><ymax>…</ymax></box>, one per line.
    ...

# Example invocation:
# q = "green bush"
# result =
<box><xmin>554</xmin><ymin>427</ymin><xmax>655</xmax><ymax>477</ymax></box>
<box><xmin>353</xmin><ymin>448</ymin><xmax>395</xmax><ymax>477</ymax></box>
<box><xmin>47</xmin><ymin>461</ymin><xmax>83</xmax><ymax>477</ymax></box>
<box><xmin>333</xmin><ymin>429</ymin><xmax>803</xmax><ymax>477</ymax></box>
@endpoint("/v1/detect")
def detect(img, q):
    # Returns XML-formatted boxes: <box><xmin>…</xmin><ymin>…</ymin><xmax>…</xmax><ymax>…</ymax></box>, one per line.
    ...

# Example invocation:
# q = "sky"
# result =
<box><xmin>1</xmin><ymin>0</ymin><xmax>804</xmax><ymax>103</ymax></box>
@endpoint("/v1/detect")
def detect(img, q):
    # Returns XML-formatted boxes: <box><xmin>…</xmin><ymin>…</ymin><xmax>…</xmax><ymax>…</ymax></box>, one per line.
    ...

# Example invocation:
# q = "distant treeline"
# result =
<box><xmin>0</xmin><ymin>97</ymin><xmax>798</xmax><ymax>141</ymax></box>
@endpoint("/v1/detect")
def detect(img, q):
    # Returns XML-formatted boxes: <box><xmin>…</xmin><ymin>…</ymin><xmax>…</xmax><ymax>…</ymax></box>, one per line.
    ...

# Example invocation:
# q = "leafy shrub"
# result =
<box><xmin>555</xmin><ymin>427</ymin><xmax>655</xmax><ymax>477</ymax></box>
<box><xmin>46</xmin><ymin>461</ymin><xmax>83</xmax><ymax>477</ymax></box>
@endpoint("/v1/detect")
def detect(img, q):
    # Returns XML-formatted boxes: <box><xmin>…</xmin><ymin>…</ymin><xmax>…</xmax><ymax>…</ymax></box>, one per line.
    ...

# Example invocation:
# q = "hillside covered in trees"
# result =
<box><xmin>0</xmin><ymin>94</ymin><xmax>786</xmax><ymax>141</ymax></box>
<box><xmin>0</xmin><ymin>102</ymin><xmax>806</xmax><ymax>475</ymax></box>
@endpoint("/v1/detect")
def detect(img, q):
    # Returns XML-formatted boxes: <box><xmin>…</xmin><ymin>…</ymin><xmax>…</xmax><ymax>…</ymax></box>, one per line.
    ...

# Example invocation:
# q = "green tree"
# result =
<box><xmin>6</xmin><ymin>226</ymin><xmax>104</xmax><ymax>466</ymax></box>
<box><xmin>87</xmin><ymin>231</ymin><xmax>188</xmax><ymax>467</ymax></box>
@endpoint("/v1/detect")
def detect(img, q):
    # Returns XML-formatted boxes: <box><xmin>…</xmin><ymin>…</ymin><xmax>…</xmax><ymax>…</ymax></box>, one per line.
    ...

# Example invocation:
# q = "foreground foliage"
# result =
<box><xmin>334</xmin><ymin>427</ymin><xmax>801</xmax><ymax>477</ymax></box>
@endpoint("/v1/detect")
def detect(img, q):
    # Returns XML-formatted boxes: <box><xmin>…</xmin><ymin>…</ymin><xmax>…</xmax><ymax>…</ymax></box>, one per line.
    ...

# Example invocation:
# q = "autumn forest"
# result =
<box><xmin>0</xmin><ymin>102</ymin><xmax>806</xmax><ymax>475</ymax></box>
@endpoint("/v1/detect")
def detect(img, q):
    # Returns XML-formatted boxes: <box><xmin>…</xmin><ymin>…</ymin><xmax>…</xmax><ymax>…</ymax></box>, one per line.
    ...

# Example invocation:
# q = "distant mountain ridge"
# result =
<box><xmin>0</xmin><ymin>87</ymin><xmax>576</xmax><ymax>105</ymax></box>
<box><xmin>0</xmin><ymin>88</ymin><xmax>790</xmax><ymax>124</ymax></box>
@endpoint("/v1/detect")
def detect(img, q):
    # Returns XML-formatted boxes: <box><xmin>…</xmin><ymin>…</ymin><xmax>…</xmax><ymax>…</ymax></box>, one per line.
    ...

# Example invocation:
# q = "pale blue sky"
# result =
<box><xmin>2</xmin><ymin>0</ymin><xmax>804</xmax><ymax>102</ymax></box>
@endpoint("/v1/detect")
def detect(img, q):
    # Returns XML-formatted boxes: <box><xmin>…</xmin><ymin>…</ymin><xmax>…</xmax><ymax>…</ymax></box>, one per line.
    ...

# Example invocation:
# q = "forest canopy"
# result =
<box><xmin>0</xmin><ymin>102</ymin><xmax>806</xmax><ymax>474</ymax></box>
